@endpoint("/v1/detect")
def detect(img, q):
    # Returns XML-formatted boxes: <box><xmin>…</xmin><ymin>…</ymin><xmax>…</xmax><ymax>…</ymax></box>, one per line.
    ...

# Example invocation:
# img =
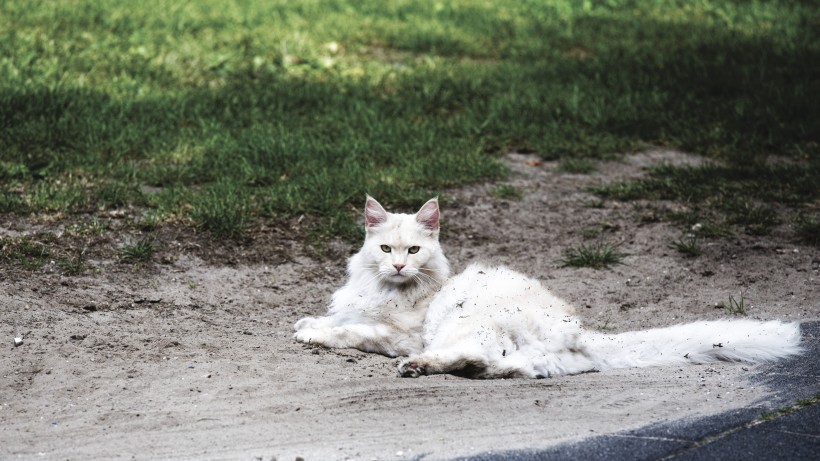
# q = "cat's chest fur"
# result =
<box><xmin>329</xmin><ymin>267</ymin><xmax>441</xmax><ymax>335</ymax></box>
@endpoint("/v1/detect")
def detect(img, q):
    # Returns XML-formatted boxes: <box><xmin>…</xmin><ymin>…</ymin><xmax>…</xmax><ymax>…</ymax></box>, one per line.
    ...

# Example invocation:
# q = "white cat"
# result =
<box><xmin>294</xmin><ymin>197</ymin><xmax>802</xmax><ymax>379</ymax></box>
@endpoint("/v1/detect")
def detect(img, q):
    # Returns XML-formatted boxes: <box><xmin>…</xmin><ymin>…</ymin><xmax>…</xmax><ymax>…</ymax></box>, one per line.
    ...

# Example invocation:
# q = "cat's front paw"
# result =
<box><xmin>294</xmin><ymin>328</ymin><xmax>331</xmax><ymax>346</ymax></box>
<box><xmin>398</xmin><ymin>359</ymin><xmax>426</xmax><ymax>378</ymax></box>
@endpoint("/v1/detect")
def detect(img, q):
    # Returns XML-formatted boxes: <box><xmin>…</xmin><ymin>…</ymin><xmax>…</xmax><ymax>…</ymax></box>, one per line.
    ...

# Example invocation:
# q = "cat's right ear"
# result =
<box><xmin>365</xmin><ymin>195</ymin><xmax>388</xmax><ymax>229</ymax></box>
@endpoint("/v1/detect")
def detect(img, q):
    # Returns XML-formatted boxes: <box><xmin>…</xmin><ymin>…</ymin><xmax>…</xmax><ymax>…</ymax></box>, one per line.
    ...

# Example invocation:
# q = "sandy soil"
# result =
<box><xmin>2</xmin><ymin>151</ymin><xmax>818</xmax><ymax>461</ymax></box>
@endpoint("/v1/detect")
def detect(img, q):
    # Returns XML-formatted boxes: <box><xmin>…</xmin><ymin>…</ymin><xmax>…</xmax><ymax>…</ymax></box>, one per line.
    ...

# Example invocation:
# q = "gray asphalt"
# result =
<box><xmin>455</xmin><ymin>321</ymin><xmax>820</xmax><ymax>461</ymax></box>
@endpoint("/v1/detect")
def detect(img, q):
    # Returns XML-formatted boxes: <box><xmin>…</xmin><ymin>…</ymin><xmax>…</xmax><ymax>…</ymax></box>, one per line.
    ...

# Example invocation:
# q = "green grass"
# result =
<box><xmin>120</xmin><ymin>235</ymin><xmax>157</xmax><ymax>262</ymax></box>
<box><xmin>669</xmin><ymin>234</ymin><xmax>702</xmax><ymax>257</ymax></box>
<box><xmin>719</xmin><ymin>293</ymin><xmax>748</xmax><ymax>316</ymax></box>
<box><xmin>561</xmin><ymin>241</ymin><xmax>627</xmax><ymax>269</ymax></box>
<box><xmin>58</xmin><ymin>250</ymin><xmax>87</xmax><ymax>276</ymax></box>
<box><xmin>190</xmin><ymin>179</ymin><xmax>250</xmax><ymax>237</ymax></box>
<box><xmin>725</xmin><ymin>201</ymin><xmax>780</xmax><ymax>236</ymax></box>
<box><xmin>64</xmin><ymin>218</ymin><xmax>110</xmax><ymax>237</ymax></box>
<box><xmin>492</xmin><ymin>184</ymin><xmax>523</xmax><ymax>200</ymax></box>
<box><xmin>557</xmin><ymin>158</ymin><xmax>596</xmax><ymax>174</ymax></box>
<box><xmin>758</xmin><ymin>394</ymin><xmax>820</xmax><ymax>422</ymax></box>
<box><xmin>1</xmin><ymin>238</ymin><xmax>51</xmax><ymax>271</ymax></box>
<box><xmin>594</xmin><ymin>161</ymin><xmax>819</xmax><ymax>243</ymax></box>
<box><xmin>795</xmin><ymin>215</ymin><xmax>820</xmax><ymax>245</ymax></box>
<box><xmin>0</xmin><ymin>1</ymin><xmax>817</xmax><ymax>240</ymax></box>
<box><xmin>0</xmin><ymin>234</ymin><xmax>88</xmax><ymax>275</ymax></box>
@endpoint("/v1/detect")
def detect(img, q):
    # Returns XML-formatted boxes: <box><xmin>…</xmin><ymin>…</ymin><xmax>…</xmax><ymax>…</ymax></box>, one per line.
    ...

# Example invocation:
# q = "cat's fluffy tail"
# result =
<box><xmin>580</xmin><ymin>320</ymin><xmax>802</xmax><ymax>371</ymax></box>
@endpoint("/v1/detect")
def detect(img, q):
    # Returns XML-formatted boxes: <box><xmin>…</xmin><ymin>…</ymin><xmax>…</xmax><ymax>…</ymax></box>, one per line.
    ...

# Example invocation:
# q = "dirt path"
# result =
<box><xmin>2</xmin><ymin>151</ymin><xmax>818</xmax><ymax>460</ymax></box>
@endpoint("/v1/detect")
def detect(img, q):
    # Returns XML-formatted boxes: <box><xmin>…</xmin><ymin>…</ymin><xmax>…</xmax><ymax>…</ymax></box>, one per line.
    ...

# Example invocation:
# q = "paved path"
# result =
<box><xmin>458</xmin><ymin>321</ymin><xmax>820</xmax><ymax>461</ymax></box>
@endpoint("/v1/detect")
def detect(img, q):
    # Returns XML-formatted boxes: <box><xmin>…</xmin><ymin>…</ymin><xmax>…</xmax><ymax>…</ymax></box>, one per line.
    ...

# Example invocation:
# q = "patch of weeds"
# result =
<box><xmin>669</xmin><ymin>234</ymin><xmax>701</xmax><ymax>257</ymax></box>
<box><xmin>561</xmin><ymin>241</ymin><xmax>628</xmax><ymax>269</ymax></box>
<box><xmin>718</xmin><ymin>293</ymin><xmax>748</xmax><ymax>316</ymax></box>
<box><xmin>186</xmin><ymin>279</ymin><xmax>197</xmax><ymax>290</ymax></box>
<box><xmin>492</xmin><ymin>184</ymin><xmax>523</xmax><ymax>200</ymax></box>
<box><xmin>668</xmin><ymin>211</ymin><xmax>734</xmax><ymax>238</ymax></box>
<box><xmin>65</xmin><ymin>218</ymin><xmax>110</xmax><ymax>237</ymax></box>
<box><xmin>120</xmin><ymin>235</ymin><xmax>156</xmax><ymax>262</ymax></box>
<box><xmin>638</xmin><ymin>210</ymin><xmax>661</xmax><ymax>223</ymax></box>
<box><xmin>795</xmin><ymin>215</ymin><xmax>820</xmax><ymax>246</ymax></box>
<box><xmin>0</xmin><ymin>190</ymin><xmax>27</xmax><ymax>213</ymax></box>
<box><xmin>581</xmin><ymin>227</ymin><xmax>602</xmax><ymax>240</ymax></box>
<box><xmin>0</xmin><ymin>161</ymin><xmax>29</xmax><ymax>179</ymax></box>
<box><xmin>26</xmin><ymin>180</ymin><xmax>88</xmax><ymax>213</ymax></box>
<box><xmin>6</xmin><ymin>239</ymin><xmax>51</xmax><ymax>271</ymax></box>
<box><xmin>583</xmin><ymin>222</ymin><xmax>620</xmax><ymax>240</ymax></box>
<box><xmin>595</xmin><ymin>160</ymin><xmax>817</xmax><ymax>242</ymax></box>
<box><xmin>598</xmin><ymin>311</ymin><xmax>615</xmax><ymax>331</ymax></box>
<box><xmin>692</xmin><ymin>221</ymin><xmax>734</xmax><ymax>239</ymax></box>
<box><xmin>758</xmin><ymin>394</ymin><xmax>820</xmax><ymax>422</ymax></box>
<box><xmin>96</xmin><ymin>181</ymin><xmax>144</xmax><ymax>210</ymax></box>
<box><xmin>58</xmin><ymin>250</ymin><xmax>87</xmax><ymax>276</ymax></box>
<box><xmin>134</xmin><ymin>213</ymin><xmax>161</xmax><ymax>232</ymax></box>
<box><xmin>557</xmin><ymin>158</ymin><xmax>596</xmax><ymax>174</ymax></box>
<box><xmin>135</xmin><ymin>219</ymin><xmax>158</xmax><ymax>232</ymax></box>
<box><xmin>669</xmin><ymin>223</ymin><xmax>703</xmax><ymax>257</ymax></box>
<box><xmin>724</xmin><ymin>201</ymin><xmax>779</xmax><ymax>236</ymax></box>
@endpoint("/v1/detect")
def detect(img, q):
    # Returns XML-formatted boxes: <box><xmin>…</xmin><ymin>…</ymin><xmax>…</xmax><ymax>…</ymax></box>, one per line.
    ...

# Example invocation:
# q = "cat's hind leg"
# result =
<box><xmin>397</xmin><ymin>351</ymin><xmax>484</xmax><ymax>378</ymax></box>
<box><xmin>398</xmin><ymin>349</ymin><xmax>526</xmax><ymax>379</ymax></box>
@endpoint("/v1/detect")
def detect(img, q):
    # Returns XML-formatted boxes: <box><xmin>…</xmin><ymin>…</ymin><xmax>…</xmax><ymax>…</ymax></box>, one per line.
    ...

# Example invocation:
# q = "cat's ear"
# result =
<box><xmin>364</xmin><ymin>195</ymin><xmax>388</xmax><ymax>229</ymax></box>
<box><xmin>415</xmin><ymin>198</ymin><xmax>440</xmax><ymax>232</ymax></box>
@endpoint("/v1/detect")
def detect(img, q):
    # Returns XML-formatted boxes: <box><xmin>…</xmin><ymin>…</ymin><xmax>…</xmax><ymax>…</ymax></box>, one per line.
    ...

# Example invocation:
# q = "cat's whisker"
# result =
<box><xmin>417</xmin><ymin>268</ymin><xmax>443</xmax><ymax>280</ymax></box>
<box><xmin>411</xmin><ymin>271</ymin><xmax>436</xmax><ymax>285</ymax></box>
<box><xmin>414</xmin><ymin>269</ymin><xmax>440</xmax><ymax>282</ymax></box>
<box><xmin>411</xmin><ymin>272</ymin><xmax>439</xmax><ymax>292</ymax></box>
<box><xmin>414</xmin><ymin>271</ymin><xmax>439</xmax><ymax>284</ymax></box>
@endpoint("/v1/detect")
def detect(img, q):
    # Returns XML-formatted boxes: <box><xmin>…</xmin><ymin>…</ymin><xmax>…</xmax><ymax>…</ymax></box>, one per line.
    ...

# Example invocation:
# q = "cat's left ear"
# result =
<box><xmin>415</xmin><ymin>198</ymin><xmax>440</xmax><ymax>233</ymax></box>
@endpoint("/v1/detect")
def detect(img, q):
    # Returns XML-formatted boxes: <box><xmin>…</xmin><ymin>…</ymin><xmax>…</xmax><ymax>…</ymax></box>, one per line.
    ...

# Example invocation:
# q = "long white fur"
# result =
<box><xmin>294</xmin><ymin>196</ymin><xmax>449</xmax><ymax>357</ymax></box>
<box><xmin>294</xmin><ymin>197</ymin><xmax>803</xmax><ymax>378</ymax></box>
<box><xmin>581</xmin><ymin>319</ymin><xmax>803</xmax><ymax>370</ymax></box>
<box><xmin>411</xmin><ymin>263</ymin><xmax>802</xmax><ymax>378</ymax></box>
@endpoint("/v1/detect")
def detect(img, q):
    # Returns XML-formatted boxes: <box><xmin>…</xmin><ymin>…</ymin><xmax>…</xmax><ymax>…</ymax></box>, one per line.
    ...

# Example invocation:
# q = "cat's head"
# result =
<box><xmin>355</xmin><ymin>195</ymin><xmax>447</xmax><ymax>286</ymax></box>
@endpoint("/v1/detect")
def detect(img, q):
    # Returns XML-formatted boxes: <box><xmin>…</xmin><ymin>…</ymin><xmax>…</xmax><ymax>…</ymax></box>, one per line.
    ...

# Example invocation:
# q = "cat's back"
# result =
<box><xmin>426</xmin><ymin>263</ymin><xmax>575</xmax><ymax>332</ymax></box>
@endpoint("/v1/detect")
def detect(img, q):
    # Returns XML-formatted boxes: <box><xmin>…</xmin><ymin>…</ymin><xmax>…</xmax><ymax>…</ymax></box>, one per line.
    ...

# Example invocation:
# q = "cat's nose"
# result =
<box><xmin>393</xmin><ymin>263</ymin><xmax>405</xmax><ymax>273</ymax></box>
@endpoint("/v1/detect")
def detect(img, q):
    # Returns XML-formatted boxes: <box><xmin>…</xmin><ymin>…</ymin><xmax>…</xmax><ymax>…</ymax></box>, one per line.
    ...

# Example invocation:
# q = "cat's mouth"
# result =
<box><xmin>388</xmin><ymin>272</ymin><xmax>412</xmax><ymax>283</ymax></box>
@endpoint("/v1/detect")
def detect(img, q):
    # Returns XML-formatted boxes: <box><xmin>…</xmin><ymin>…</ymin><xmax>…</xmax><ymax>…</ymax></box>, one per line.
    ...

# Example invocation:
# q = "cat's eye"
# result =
<box><xmin>408</xmin><ymin>246</ymin><xmax>420</xmax><ymax>254</ymax></box>
<box><xmin>380</xmin><ymin>245</ymin><xmax>391</xmax><ymax>253</ymax></box>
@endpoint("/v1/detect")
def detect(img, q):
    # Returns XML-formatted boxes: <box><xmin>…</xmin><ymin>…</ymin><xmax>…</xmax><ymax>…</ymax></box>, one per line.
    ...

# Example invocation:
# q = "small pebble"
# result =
<box><xmin>13</xmin><ymin>337</ymin><xmax>23</xmax><ymax>347</ymax></box>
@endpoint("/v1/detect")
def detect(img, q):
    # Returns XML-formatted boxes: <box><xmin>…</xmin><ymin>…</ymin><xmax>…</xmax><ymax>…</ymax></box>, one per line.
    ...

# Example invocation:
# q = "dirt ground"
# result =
<box><xmin>2</xmin><ymin>151</ymin><xmax>818</xmax><ymax>461</ymax></box>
